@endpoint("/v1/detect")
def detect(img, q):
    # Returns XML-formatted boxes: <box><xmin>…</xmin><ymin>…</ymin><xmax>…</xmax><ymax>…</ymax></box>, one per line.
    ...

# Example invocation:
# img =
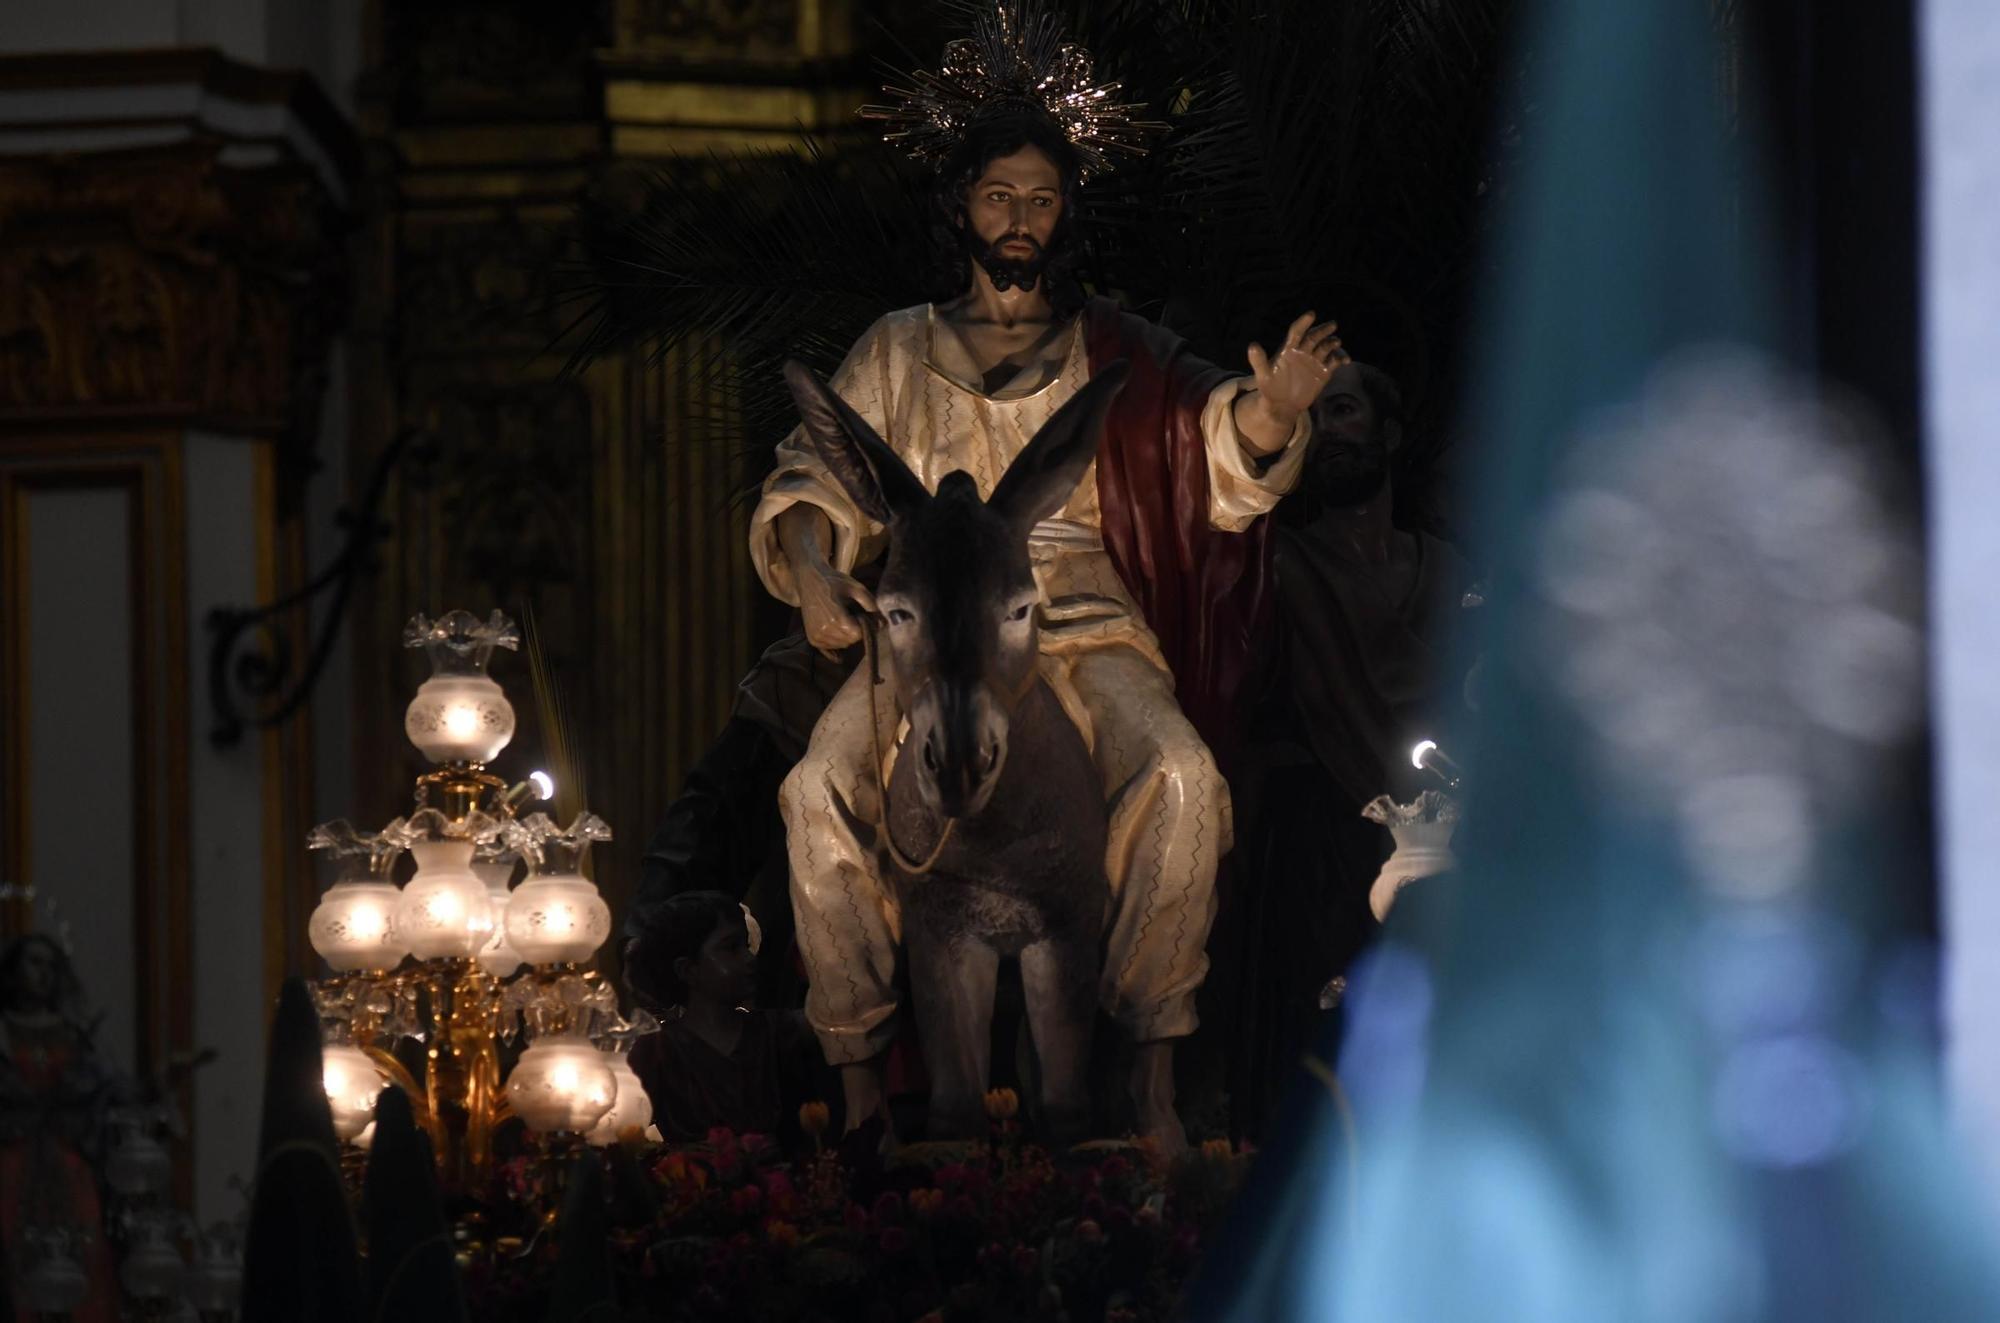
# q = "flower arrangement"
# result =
<box><xmin>458</xmin><ymin>1098</ymin><xmax>1252</xmax><ymax>1322</ymax></box>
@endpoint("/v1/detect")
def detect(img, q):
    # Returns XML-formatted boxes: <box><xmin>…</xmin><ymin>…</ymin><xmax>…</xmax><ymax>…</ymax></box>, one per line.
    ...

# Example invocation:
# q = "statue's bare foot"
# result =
<box><xmin>1130</xmin><ymin>1040</ymin><xmax>1187</xmax><ymax>1158</ymax></box>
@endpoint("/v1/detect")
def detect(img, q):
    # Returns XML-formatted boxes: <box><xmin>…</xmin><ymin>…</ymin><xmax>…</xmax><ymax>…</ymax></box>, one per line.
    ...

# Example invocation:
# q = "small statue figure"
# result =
<box><xmin>1</xmin><ymin>933</ymin><xmax>121</xmax><ymax>1322</ymax></box>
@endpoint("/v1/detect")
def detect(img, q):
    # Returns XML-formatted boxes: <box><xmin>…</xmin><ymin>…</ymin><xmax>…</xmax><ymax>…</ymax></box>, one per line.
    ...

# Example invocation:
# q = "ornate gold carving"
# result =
<box><xmin>0</xmin><ymin>144</ymin><xmax>343</xmax><ymax>433</ymax></box>
<box><xmin>616</xmin><ymin>0</ymin><xmax>802</xmax><ymax>59</ymax></box>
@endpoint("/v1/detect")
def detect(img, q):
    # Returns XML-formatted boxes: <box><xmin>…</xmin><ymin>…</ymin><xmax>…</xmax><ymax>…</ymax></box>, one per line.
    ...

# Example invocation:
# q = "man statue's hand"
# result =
<box><xmin>799</xmin><ymin>562</ymin><xmax>876</xmax><ymax>658</ymax></box>
<box><xmin>1246</xmin><ymin>311</ymin><xmax>1349</xmax><ymax>426</ymax></box>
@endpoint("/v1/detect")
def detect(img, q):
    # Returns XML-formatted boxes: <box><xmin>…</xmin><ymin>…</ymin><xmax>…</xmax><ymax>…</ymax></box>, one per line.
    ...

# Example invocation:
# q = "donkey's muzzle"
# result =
<box><xmin>914</xmin><ymin>687</ymin><xmax>1009</xmax><ymax>820</ymax></box>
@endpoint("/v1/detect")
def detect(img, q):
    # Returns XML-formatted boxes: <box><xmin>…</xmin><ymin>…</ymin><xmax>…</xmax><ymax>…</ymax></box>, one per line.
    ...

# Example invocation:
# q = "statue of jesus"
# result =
<box><xmin>753</xmin><ymin>10</ymin><xmax>1347</xmax><ymax>1145</ymax></box>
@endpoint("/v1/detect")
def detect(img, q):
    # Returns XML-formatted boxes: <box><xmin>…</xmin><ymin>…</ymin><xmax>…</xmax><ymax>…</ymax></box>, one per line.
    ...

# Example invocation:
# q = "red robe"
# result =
<box><xmin>1085</xmin><ymin>297</ymin><xmax>1275</xmax><ymax>768</ymax></box>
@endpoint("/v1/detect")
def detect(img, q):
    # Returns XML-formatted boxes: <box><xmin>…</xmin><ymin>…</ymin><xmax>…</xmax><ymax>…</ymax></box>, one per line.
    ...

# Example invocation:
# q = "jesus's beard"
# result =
<box><xmin>966</xmin><ymin>229</ymin><xmax>1052</xmax><ymax>293</ymax></box>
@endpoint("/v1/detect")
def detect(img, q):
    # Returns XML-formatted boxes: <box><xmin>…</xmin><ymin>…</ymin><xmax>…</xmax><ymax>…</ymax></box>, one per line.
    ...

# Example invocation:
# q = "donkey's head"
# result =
<box><xmin>784</xmin><ymin>358</ymin><xmax>1130</xmax><ymax>820</ymax></box>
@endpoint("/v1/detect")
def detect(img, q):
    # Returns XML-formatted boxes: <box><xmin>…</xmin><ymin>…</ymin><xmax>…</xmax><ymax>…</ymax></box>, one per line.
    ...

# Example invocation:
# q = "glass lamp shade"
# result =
<box><xmin>505</xmin><ymin>873</ymin><xmax>612</xmax><ymax>966</ymax></box>
<box><xmin>584</xmin><ymin>1050</ymin><xmax>653</xmax><ymax>1147</ymax></box>
<box><xmin>473</xmin><ymin>858</ymin><xmax>524</xmax><ymax>978</ymax></box>
<box><xmin>504</xmin><ymin>1035</ymin><xmax>617</xmax><ymax>1134</ymax></box>
<box><xmin>309</xmin><ymin>880</ymin><xmax>408</xmax><ymax>972</ymax></box>
<box><xmin>186</xmin><ymin>1253</ymin><xmax>244</xmax><ymax>1314</ymax></box>
<box><xmin>396</xmin><ymin>840</ymin><xmax>494</xmax><ymax>961</ymax></box>
<box><xmin>105</xmin><ymin>1129</ymin><xmax>174</xmax><ymax>1198</ymax></box>
<box><xmin>119</xmin><ymin>1217</ymin><xmax>186</xmax><ymax>1301</ymax></box>
<box><xmin>19</xmin><ymin>1241</ymin><xmax>89</xmax><ymax>1314</ymax></box>
<box><xmin>404</xmin><ymin>672</ymin><xmax>516</xmax><ymax>764</ymax></box>
<box><xmin>322</xmin><ymin>1043</ymin><xmax>389</xmax><ymax>1142</ymax></box>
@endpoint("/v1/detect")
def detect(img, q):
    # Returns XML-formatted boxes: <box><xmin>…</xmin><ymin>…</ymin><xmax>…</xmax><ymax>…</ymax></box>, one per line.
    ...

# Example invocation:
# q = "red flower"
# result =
<box><xmin>707</xmin><ymin>1126</ymin><xmax>739</xmax><ymax>1149</ymax></box>
<box><xmin>1099</xmin><ymin>1156</ymin><xmax>1133</xmax><ymax>1180</ymax></box>
<box><xmin>740</xmin><ymin>1132</ymin><xmax>774</xmax><ymax>1157</ymax></box>
<box><xmin>730</xmin><ymin>1185</ymin><xmax>764</xmax><ymax>1217</ymax></box>
<box><xmin>760</xmin><ymin>1169</ymin><xmax>799</xmax><ymax>1216</ymax></box>
<box><xmin>878</xmin><ymin>1225</ymin><xmax>911</xmax><ymax>1255</ymax></box>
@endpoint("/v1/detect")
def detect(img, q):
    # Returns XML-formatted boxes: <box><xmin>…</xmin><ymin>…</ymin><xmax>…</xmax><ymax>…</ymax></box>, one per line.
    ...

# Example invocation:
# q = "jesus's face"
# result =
<box><xmin>960</xmin><ymin>145</ymin><xmax>1065</xmax><ymax>291</ymax></box>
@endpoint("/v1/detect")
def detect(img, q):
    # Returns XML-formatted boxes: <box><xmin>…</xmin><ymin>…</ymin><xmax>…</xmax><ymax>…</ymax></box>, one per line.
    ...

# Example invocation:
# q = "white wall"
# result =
<box><xmin>181</xmin><ymin>433</ymin><xmax>268</xmax><ymax>1222</ymax></box>
<box><xmin>22</xmin><ymin>487</ymin><xmax>139</xmax><ymax>1071</ymax></box>
<box><xmin>1925</xmin><ymin>0</ymin><xmax>2000</xmax><ymax>1203</ymax></box>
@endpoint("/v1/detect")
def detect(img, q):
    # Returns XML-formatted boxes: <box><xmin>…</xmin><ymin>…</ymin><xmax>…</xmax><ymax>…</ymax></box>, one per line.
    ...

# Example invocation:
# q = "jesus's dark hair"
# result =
<box><xmin>930</xmin><ymin>104</ymin><xmax>1089</xmax><ymax>318</ymax></box>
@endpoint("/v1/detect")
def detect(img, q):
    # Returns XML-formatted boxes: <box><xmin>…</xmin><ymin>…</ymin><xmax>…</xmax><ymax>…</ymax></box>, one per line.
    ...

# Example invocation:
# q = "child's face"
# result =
<box><xmin>682</xmin><ymin>915</ymin><xmax>758</xmax><ymax>1010</ymax></box>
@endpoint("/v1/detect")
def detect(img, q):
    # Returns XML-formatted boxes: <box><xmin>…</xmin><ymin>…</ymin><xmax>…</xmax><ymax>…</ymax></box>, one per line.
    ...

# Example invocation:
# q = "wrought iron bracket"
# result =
<box><xmin>205</xmin><ymin>427</ymin><xmax>432</xmax><ymax>748</ymax></box>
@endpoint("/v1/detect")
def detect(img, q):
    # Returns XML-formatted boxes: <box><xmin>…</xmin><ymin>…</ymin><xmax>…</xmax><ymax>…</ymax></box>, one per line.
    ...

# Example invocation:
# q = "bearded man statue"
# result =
<box><xmin>754</xmin><ymin>8</ymin><xmax>1346</xmax><ymax>1147</ymax></box>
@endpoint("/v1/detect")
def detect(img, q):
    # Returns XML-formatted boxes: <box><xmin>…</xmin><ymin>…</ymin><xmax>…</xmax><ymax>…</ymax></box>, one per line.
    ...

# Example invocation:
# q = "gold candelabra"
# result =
<box><xmin>306</xmin><ymin>611</ymin><xmax>649</xmax><ymax>1187</ymax></box>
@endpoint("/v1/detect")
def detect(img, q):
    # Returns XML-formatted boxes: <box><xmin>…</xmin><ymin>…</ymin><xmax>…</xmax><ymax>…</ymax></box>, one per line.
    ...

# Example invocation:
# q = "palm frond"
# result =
<box><xmin>521</xmin><ymin>601</ymin><xmax>586</xmax><ymax>822</ymax></box>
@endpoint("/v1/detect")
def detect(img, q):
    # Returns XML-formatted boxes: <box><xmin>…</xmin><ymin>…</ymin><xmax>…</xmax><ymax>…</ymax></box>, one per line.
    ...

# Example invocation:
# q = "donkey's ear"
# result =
<box><xmin>989</xmin><ymin>359</ymin><xmax>1130</xmax><ymax>531</ymax></box>
<box><xmin>783</xmin><ymin>360</ymin><xmax>926</xmax><ymax>525</ymax></box>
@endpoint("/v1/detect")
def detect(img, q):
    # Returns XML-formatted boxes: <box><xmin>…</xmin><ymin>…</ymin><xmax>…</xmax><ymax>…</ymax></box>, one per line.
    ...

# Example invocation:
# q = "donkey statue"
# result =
<box><xmin>782</xmin><ymin>357</ymin><xmax>1132</xmax><ymax>1144</ymax></box>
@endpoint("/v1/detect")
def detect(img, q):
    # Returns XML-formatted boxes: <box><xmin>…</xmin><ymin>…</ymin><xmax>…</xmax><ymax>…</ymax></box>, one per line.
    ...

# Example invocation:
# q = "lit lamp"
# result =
<box><xmin>393</xmin><ymin>809</ymin><xmax>501</xmax><ymax>962</ymax></box>
<box><xmin>586</xmin><ymin>1013</ymin><xmax>658</xmax><ymax>1147</ymax></box>
<box><xmin>504</xmin><ymin>812</ymin><xmax>614</xmax><ymax>967</ymax></box>
<box><xmin>323</xmin><ymin>1042</ymin><xmax>390</xmax><ymax>1143</ymax></box>
<box><xmin>403</xmin><ymin>610</ymin><xmax>519</xmax><ymax>765</ymax></box>
<box><xmin>504</xmin><ymin>1035</ymin><xmax>617</xmax><ymax>1134</ymax></box>
<box><xmin>473</xmin><ymin>840</ymin><xmax>525</xmax><ymax>979</ymax></box>
<box><xmin>306</xmin><ymin>819</ymin><xmax>409</xmax><ymax>973</ymax></box>
<box><xmin>1410</xmin><ymin>738</ymin><xmax>1464</xmax><ymax>789</ymax></box>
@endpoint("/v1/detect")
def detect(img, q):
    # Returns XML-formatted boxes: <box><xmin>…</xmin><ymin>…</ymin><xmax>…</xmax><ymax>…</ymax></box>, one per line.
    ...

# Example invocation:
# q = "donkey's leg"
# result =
<box><xmin>1019</xmin><ymin>932</ymin><xmax>1098</xmax><ymax>1146</ymax></box>
<box><xmin>906</xmin><ymin>932</ymin><xmax>998</xmax><ymax>1139</ymax></box>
